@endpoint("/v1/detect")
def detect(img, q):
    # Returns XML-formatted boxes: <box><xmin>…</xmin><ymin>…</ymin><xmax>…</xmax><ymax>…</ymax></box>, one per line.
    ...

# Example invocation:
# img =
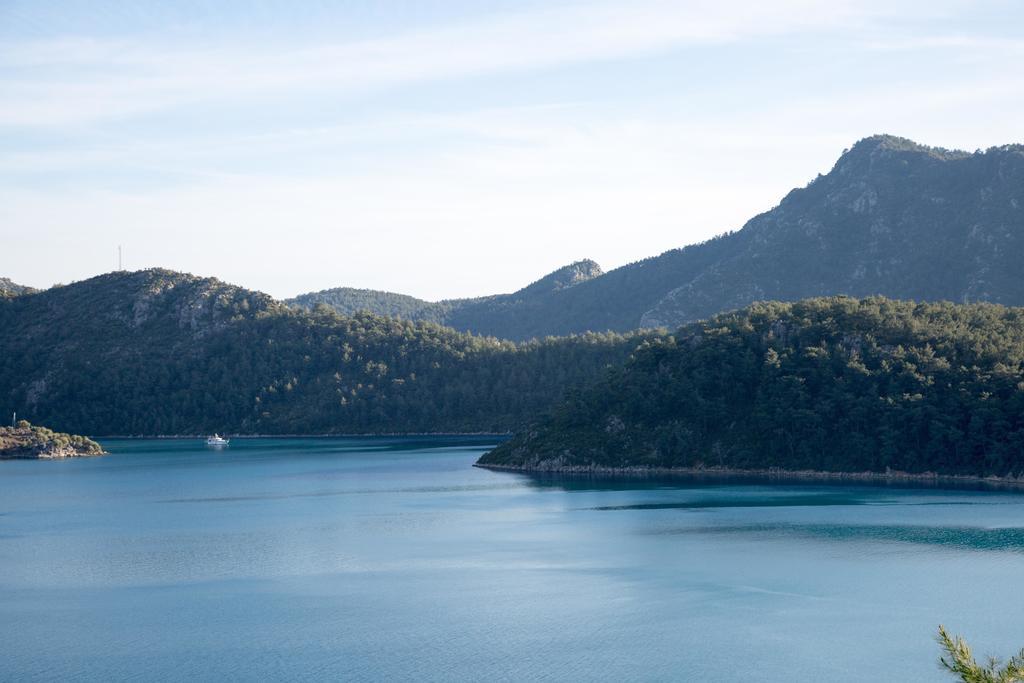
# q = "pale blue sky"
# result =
<box><xmin>2</xmin><ymin>1</ymin><xmax>1022</xmax><ymax>299</ymax></box>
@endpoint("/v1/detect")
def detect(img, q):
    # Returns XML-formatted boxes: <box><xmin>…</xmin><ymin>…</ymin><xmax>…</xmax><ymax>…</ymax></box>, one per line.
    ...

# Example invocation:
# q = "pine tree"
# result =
<box><xmin>938</xmin><ymin>626</ymin><xmax>1024</xmax><ymax>682</ymax></box>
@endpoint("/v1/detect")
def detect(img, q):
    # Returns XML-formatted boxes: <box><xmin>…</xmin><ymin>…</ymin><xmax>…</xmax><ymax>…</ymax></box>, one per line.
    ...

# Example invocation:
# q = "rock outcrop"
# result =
<box><xmin>0</xmin><ymin>422</ymin><xmax>105</xmax><ymax>459</ymax></box>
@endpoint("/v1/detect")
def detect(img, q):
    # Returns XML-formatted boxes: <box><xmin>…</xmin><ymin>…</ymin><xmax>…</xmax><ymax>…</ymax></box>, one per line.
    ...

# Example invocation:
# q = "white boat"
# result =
<box><xmin>206</xmin><ymin>434</ymin><xmax>230</xmax><ymax>446</ymax></box>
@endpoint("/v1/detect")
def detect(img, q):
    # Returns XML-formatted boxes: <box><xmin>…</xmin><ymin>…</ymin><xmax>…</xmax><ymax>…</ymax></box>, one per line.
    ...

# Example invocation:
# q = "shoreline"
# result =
<box><xmin>0</xmin><ymin>450</ymin><xmax>106</xmax><ymax>460</ymax></box>
<box><xmin>94</xmin><ymin>432</ymin><xmax>510</xmax><ymax>439</ymax></box>
<box><xmin>472</xmin><ymin>463</ymin><xmax>1024</xmax><ymax>490</ymax></box>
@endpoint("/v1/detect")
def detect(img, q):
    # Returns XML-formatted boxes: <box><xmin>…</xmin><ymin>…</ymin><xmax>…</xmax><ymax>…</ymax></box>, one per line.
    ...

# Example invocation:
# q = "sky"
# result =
<box><xmin>1</xmin><ymin>1</ymin><xmax>1022</xmax><ymax>300</ymax></box>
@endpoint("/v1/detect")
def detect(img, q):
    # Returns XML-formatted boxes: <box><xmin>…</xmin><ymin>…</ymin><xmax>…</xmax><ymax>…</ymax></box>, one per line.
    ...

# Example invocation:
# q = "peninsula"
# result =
<box><xmin>0</xmin><ymin>421</ymin><xmax>105</xmax><ymax>459</ymax></box>
<box><xmin>477</xmin><ymin>297</ymin><xmax>1024</xmax><ymax>481</ymax></box>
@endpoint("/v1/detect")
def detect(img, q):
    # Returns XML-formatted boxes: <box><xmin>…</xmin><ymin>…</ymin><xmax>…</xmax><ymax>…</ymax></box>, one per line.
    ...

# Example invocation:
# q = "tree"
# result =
<box><xmin>938</xmin><ymin>625</ymin><xmax>1024</xmax><ymax>682</ymax></box>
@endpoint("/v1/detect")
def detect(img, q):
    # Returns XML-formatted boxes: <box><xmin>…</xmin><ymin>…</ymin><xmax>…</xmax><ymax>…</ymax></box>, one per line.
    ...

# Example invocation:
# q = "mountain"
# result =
<box><xmin>0</xmin><ymin>278</ymin><xmax>36</xmax><ymax>297</ymax></box>
<box><xmin>0</xmin><ymin>268</ymin><xmax>652</xmax><ymax>436</ymax></box>
<box><xmin>637</xmin><ymin>136</ymin><xmax>1024</xmax><ymax>328</ymax></box>
<box><xmin>478</xmin><ymin>297</ymin><xmax>1024</xmax><ymax>479</ymax></box>
<box><xmin>293</xmin><ymin>135</ymin><xmax>1024</xmax><ymax>340</ymax></box>
<box><xmin>288</xmin><ymin>259</ymin><xmax>605</xmax><ymax>338</ymax></box>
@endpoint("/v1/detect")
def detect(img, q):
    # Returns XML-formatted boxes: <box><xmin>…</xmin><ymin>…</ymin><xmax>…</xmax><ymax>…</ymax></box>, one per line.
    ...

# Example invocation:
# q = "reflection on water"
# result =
<box><xmin>648</xmin><ymin>522</ymin><xmax>1024</xmax><ymax>552</ymax></box>
<box><xmin>2</xmin><ymin>436</ymin><xmax>1024</xmax><ymax>682</ymax></box>
<box><xmin>162</xmin><ymin>482</ymin><xmax>525</xmax><ymax>504</ymax></box>
<box><xmin>516</xmin><ymin>470</ymin><xmax>1024</xmax><ymax>494</ymax></box>
<box><xmin>587</xmin><ymin>493</ymin><xmax>873</xmax><ymax>510</ymax></box>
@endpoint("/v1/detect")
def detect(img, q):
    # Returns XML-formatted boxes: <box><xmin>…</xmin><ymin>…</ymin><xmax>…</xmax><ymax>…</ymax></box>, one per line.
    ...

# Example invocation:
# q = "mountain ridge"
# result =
<box><xmin>289</xmin><ymin>134</ymin><xmax>1024</xmax><ymax>339</ymax></box>
<box><xmin>638</xmin><ymin>133</ymin><xmax>1024</xmax><ymax>326</ymax></box>
<box><xmin>286</xmin><ymin>258</ymin><xmax>606</xmax><ymax>334</ymax></box>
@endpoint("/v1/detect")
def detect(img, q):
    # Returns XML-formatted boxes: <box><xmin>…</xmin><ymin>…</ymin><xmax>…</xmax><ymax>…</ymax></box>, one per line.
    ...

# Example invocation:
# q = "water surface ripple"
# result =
<box><xmin>2</xmin><ymin>436</ymin><xmax>1023</xmax><ymax>682</ymax></box>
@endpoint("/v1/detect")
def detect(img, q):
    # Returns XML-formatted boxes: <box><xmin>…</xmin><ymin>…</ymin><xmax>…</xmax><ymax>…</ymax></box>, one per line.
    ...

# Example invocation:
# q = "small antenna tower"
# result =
<box><xmin>118</xmin><ymin>245</ymin><xmax>123</xmax><ymax>271</ymax></box>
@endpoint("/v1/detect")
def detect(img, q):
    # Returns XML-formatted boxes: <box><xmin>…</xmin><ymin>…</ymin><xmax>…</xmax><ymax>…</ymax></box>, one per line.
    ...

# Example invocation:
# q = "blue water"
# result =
<box><xmin>3</xmin><ymin>437</ymin><xmax>1024</xmax><ymax>682</ymax></box>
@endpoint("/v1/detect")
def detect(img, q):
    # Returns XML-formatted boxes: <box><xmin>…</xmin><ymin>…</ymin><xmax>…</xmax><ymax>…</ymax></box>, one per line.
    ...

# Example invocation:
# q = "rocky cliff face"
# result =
<box><xmin>112</xmin><ymin>269</ymin><xmax>279</xmax><ymax>337</ymax></box>
<box><xmin>0</xmin><ymin>278</ymin><xmax>37</xmax><ymax>297</ymax></box>
<box><xmin>29</xmin><ymin>269</ymin><xmax>280</xmax><ymax>340</ymax></box>
<box><xmin>513</xmin><ymin>259</ymin><xmax>604</xmax><ymax>297</ymax></box>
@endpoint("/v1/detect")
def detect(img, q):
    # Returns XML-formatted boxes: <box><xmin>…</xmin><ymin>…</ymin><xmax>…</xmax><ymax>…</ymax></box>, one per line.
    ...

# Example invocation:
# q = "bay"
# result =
<box><xmin>2</xmin><ymin>437</ymin><xmax>1023</xmax><ymax>681</ymax></box>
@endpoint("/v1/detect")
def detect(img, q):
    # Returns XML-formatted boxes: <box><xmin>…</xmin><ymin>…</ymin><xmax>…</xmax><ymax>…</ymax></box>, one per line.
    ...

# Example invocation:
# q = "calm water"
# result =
<box><xmin>3</xmin><ymin>437</ymin><xmax>1024</xmax><ymax>682</ymax></box>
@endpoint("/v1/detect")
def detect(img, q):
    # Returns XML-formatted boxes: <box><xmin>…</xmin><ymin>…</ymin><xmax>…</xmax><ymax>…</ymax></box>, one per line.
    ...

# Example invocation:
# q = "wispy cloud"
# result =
<box><xmin>0</xmin><ymin>0</ymin><xmax>874</xmax><ymax>126</ymax></box>
<box><xmin>1</xmin><ymin>0</ymin><xmax>1021</xmax><ymax>298</ymax></box>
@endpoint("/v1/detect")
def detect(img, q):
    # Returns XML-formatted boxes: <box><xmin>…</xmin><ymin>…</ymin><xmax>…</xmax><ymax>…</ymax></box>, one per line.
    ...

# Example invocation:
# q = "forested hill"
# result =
<box><xmin>478</xmin><ymin>297</ymin><xmax>1024</xmax><ymax>479</ymax></box>
<box><xmin>291</xmin><ymin>135</ymin><xmax>1024</xmax><ymax>340</ymax></box>
<box><xmin>0</xmin><ymin>269</ymin><xmax>652</xmax><ymax>436</ymax></box>
<box><xmin>286</xmin><ymin>259</ymin><xmax>605</xmax><ymax>337</ymax></box>
<box><xmin>286</xmin><ymin>287</ymin><xmax>451</xmax><ymax>325</ymax></box>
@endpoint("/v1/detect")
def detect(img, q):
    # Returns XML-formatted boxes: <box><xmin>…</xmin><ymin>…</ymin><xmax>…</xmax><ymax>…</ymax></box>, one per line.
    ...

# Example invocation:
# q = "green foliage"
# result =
<box><xmin>0</xmin><ymin>423</ymin><xmax>104</xmax><ymax>457</ymax></box>
<box><xmin>938</xmin><ymin>626</ymin><xmax>1024</xmax><ymax>682</ymax></box>
<box><xmin>481</xmin><ymin>297</ymin><xmax>1024</xmax><ymax>478</ymax></box>
<box><xmin>0</xmin><ymin>269</ymin><xmax>653</xmax><ymax>435</ymax></box>
<box><xmin>288</xmin><ymin>287</ymin><xmax>452</xmax><ymax>324</ymax></box>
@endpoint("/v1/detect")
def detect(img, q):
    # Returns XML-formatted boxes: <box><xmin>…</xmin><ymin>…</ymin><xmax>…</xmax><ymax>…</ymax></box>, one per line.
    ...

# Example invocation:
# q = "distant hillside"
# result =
<box><xmin>0</xmin><ymin>269</ymin><xmax>652</xmax><ymax>436</ymax></box>
<box><xmin>287</xmin><ymin>287</ymin><xmax>451</xmax><ymax>324</ymax></box>
<box><xmin>288</xmin><ymin>259</ymin><xmax>606</xmax><ymax>339</ymax></box>
<box><xmin>479</xmin><ymin>297</ymin><xmax>1024</xmax><ymax>479</ymax></box>
<box><xmin>0</xmin><ymin>278</ymin><xmax>37</xmax><ymax>297</ymax></box>
<box><xmin>292</xmin><ymin>136</ymin><xmax>1024</xmax><ymax>339</ymax></box>
<box><xmin>637</xmin><ymin>136</ymin><xmax>1024</xmax><ymax>328</ymax></box>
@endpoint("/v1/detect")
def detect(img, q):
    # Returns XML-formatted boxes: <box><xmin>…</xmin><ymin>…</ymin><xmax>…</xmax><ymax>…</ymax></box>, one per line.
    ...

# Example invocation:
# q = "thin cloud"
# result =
<box><xmin>0</xmin><ymin>0</ymin><xmax>871</xmax><ymax>126</ymax></box>
<box><xmin>1</xmin><ymin>0</ymin><xmax>1021</xmax><ymax>299</ymax></box>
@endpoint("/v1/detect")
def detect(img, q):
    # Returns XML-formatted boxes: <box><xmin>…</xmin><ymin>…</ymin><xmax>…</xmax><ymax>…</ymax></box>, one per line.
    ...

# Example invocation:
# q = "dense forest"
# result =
<box><xmin>0</xmin><ymin>269</ymin><xmax>653</xmax><ymax>436</ymax></box>
<box><xmin>291</xmin><ymin>135</ymin><xmax>1024</xmax><ymax>340</ymax></box>
<box><xmin>479</xmin><ymin>297</ymin><xmax>1024</xmax><ymax>479</ymax></box>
